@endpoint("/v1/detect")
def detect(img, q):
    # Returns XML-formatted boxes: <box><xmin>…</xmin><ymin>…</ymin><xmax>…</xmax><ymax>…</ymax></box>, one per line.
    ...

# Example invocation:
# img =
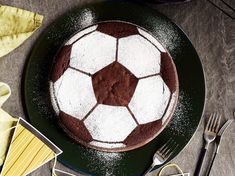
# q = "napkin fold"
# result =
<box><xmin>0</xmin><ymin>5</ymin><xmax>43</xmax><ymax>57</ymax></box>
<box><xmin>0</xmin><ymin>118</ymin><xmax>62</xmax><ymax>176</ymax></box>
<box><xmin>0</xmin><ymin>82</ymin><xmax>17</xmax><ymax>166</ymax></box>
<box><xmin>158</xmin><ymin>163</ymin><xmax>190</xmax><ymax>176</ymax></box>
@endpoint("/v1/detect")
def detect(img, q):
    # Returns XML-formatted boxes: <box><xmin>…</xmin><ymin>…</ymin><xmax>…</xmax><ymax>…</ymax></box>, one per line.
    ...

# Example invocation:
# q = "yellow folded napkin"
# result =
<box><xmin>0</xmin><ymin>5</ymin><xmax>43</xmax><ymax>57</ymax></box>
<box><xmin>0</xmin><ymin>83</ymin><xmax>62</xmax><ymax>175</ymax></box>
<box><xmin>0</xmin><ymin>118</ymin><xmax>62</xmax><ymax>176</ymax></box>
<box><xmin>0</xmin><ymin>82</ymin><xmax>17</xmax><ymax>166</ymax></box>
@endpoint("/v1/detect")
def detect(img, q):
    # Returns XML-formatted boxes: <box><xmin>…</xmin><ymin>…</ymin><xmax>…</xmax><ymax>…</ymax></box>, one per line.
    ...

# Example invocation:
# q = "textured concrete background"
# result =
<box><xmin>0</xmin><ymin>0</ymin><xmax>234</xmax><ymax>175</ymax></box>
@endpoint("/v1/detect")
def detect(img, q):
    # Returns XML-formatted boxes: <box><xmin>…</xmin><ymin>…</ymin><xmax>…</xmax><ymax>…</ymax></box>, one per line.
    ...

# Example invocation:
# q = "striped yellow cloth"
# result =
<box><xmin>0</xmin><ymin>5</ymin><xmax>43</xmax><ymax>57</ymax></box>
<box><xmin>0</xmin><ymin>82</ymin><xmax>17</xmax><ymax>166</ymax></box>
<box><xmin>1</xmin><ymin>118</ymin><xmax>62</xmax><ymax>176</ymax></box>
<box><xmin>0</xmin><ymin>82</ymin><xmax>62</xmax><ymax>175</ymax></box>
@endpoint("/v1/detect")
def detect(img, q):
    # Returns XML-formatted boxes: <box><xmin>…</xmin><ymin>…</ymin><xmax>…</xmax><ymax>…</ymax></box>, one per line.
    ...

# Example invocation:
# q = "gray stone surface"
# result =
<box><xmin>0</xmin><ymin>0</ymin><xmax>234</xmax><ymax>175</ymax></box>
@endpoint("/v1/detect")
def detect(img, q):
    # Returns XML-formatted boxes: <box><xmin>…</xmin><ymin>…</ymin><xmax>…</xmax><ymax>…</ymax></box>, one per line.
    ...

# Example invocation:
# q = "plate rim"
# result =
<box><xmin>23</xmin><ymin>1</ymin><xmax>206</xmax><ymax>175</ymax></box>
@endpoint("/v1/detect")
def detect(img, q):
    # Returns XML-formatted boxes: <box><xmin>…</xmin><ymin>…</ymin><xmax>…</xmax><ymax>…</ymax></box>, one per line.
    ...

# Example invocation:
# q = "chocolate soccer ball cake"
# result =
<box><xmin>49</xmin><ymin>22</ymin><xmax>179</xmax><ymax>152</ymax></box>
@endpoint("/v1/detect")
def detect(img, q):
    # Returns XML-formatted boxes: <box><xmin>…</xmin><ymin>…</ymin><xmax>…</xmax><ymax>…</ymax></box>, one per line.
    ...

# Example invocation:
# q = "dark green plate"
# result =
<box><xmin>24</xmin><ymin>2</ymin><xmax>205</xmax><ymax>176</ymax></box>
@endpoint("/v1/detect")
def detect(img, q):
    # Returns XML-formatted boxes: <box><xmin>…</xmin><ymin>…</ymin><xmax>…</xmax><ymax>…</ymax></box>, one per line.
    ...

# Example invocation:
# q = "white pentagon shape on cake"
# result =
<box><xmin>70</xmin><ymin>31</ymin><xmax>116</xmax><ymax>74</ymax></box>
<box><xmin>118</xmin><ymin>35</ymin><xmax>161</xmax><ymax>78</ymax></box>
<box><xmin>84</xmin><ymin>104</ymin><xmax>137</xmax><ymax>142</ymax></box>
<box><xmin>65</xmin><ymin>25</ymin><xmax>98</xmax><ymax>45</ymax></box>
<box><xmin>53</xmin><ymin>68</ymin><xmax>97</xmax><ymax>120</ymax></box>
<box><xmin>128</xmin><ymin>75</ymin><xmax>171</xmax><ymax>124</ymax></box>
<box><xmin>137</xmin><ymin>28</ymin><xmax>166</xmax><ymax>53</ymax></box>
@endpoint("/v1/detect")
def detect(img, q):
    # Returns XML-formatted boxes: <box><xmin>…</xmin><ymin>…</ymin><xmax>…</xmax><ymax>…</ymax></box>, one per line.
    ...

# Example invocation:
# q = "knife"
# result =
<box><xmin>206</xmin><ymin>118</ymin><xmax>234</xmax><ymax>176</ymax></box>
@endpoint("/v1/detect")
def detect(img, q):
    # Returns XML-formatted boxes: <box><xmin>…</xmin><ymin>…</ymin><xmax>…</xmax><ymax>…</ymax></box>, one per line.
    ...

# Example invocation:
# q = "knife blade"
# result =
<box><xmin>215</xmin><ymin>119</ymin><xmax>233</xmax><ymax>152</ymax></box>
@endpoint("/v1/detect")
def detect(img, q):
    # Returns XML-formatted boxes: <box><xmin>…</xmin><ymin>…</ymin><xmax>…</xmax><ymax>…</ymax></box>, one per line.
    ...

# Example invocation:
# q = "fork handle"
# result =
<box><xmin>205</xmin><ymin>148</ymin><xmax>217</xmax><ymax>176</ymax></box>
<box><xmin>194</xmin><ymin>148</ymin><xmax>207</xmax><ymax>176</ymax></box>
<box><xmin>143</xmin><ymin>164</ymin><xmax>155</xmax><ymax>175</ymax></box>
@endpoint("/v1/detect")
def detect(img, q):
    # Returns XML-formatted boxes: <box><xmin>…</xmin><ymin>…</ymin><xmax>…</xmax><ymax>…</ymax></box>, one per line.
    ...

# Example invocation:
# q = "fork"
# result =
<box><xmin>144</xmin><ymin>139</ymin><xmax>178</xmax><ymax>175</ymax></box>
<box><xmin>194</xmin><ymin>112</ymin><xmax>221</xmax><ymax>176</ymax></box>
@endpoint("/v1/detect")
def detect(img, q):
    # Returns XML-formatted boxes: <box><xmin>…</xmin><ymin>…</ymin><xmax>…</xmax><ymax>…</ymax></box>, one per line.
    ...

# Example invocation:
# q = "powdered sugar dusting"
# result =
<box><xmin>78</xmin><ymin>9</ymin><xmax>95</xmax><ymax>27</ymax></box>
<box><xmin>167</xmin><ymin>91</ymin><xmax>193</xmax><ymax>137</ymax></box>
<box><xmin>155</xmin><ymin>24</ymin><xmax>183</xmax><ymax>59</ymax></box>
<box><xmin>86</xmin><ymin>150</ymin><xmax>125</xmax><ymax>176</ymax></box>
<box><xmin>128</xmin><ymin>76</ymin><xmax>170</xmax><ymax>124</ymax></box>
<box><xmin>65</xmin><ymin>25</ymin><xmax>97</xmax><ymax>45</ymax></box>
<box><xmin>118</xmin><ymin>35</ymin><xmax>161</xmax><ymax>78</ymax></box>
<box><xmin>162</xmin><ymin>92</ymin><xmax>177</xmax><ymax>124</ymax></box>
<box><xmin>84</xmin><ymin>104</ymin><xmax>137</xmax><ymax>142</ymax></box>
<box><xmin>53</xmin><ymin>68</ymin><xmax>97</xmax><ymax>120</ymax></box>
<box><xmin>70</xmin><ymin>31</ymin><xmax>116</xmax><ymax>74</ymax></box>
<box><xmin>89</xmin><ymin>141</ymin><xmax>126</xmax><ymax>149</ymax></box>
<box><xmin>137</xmin><ymin>28</ymin><xmax>166</xmax><ymax>53</ymax></box>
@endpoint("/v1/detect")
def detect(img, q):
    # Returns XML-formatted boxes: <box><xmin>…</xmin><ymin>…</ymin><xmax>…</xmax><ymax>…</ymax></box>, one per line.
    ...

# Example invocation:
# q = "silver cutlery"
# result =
<box><xmin>194</xmin><ymin>112</ymin><xmax>221</xmax><ymax>176</ymax></box>
<box><xmin>206</xmin><ymin>113</ymin><xmax>234</xmax><ymax>176</ymax></box>
<box><xmin>144</xmin><ymin>139</ymin><xmax>178</xmax><ymax>175</ymax></box>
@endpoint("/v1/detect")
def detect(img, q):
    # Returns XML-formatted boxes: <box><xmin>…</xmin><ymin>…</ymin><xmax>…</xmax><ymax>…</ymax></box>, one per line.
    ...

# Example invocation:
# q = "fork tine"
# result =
<box><xmin>161</xmin><ymin>140</ymin><xmax>174</xmax><ymax>156</ymax></box>
<box><xmin>158</xmin><ymin>139</ymin><xmax>172</xmax><ymax>154</ymax></box>
<box><xmin>165</xmin><ymin>144</ymin><xmax>179</xmax><ymax>159</ymax></box>
<box><xmin>215</xmin><ymin>114</ymin><xmax>221</xmax><ymax>133</ymax></box>
<box><xmin>209</xmin><ymin>113</ymin><xmax>217</xmax><ymax>132</ymax></box>
<box><xmin>206</xmin><ymin>113</ymin><xmax>213</xmax><ymax>131</ymax></box>
<box><xmin>211</xmin><ymin>112</ymin><xmax>218</xmax><ymax>132</ymax></box>
<box><xmin>163</xmin><ymin>142</ymin><xmax>179</xmax><ymax>161</ymax></box>
<box><xmin>212</xmin><ymin>113</ymin><xmax>220</xmax><ymax>132</ymax></box>
<box><xmin>164</xmin><ymin>141</ymin><xmax>177</xmax><ymax>157</ymax></box>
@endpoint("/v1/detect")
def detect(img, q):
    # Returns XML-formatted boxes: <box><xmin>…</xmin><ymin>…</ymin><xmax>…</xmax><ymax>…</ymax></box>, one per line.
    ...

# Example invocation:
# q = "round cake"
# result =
<box><xmin>49</xmin><ymin>21</ymin><xmax>179</xmax><ymax>152</ymax></box>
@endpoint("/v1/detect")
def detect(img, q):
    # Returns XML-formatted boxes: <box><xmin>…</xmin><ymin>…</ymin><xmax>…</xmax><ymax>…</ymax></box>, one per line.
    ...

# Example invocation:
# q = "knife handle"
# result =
<box><xmin>194</xmin><ymin>148</ymin><xmax>207</xmax><ymax>176</ymax></box>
